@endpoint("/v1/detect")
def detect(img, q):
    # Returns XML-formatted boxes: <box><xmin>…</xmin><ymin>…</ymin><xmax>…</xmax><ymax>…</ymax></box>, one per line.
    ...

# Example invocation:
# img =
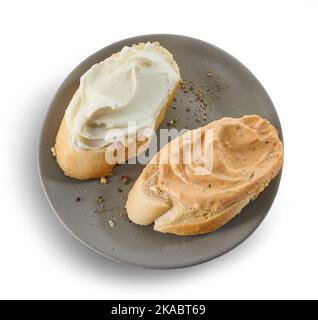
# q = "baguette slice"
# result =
<box><xmin>126</xmin><ymin>115</ymin><xmax>284</xmax><ymax>236</ymax></box>
<box><xmin>54</xmin><ymin>42</ymin><xmax>181</xmax><ymax>180</ymax></box>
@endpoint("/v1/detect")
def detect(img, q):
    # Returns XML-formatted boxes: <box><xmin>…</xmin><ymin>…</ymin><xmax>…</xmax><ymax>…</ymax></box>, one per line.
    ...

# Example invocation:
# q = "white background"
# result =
<box><xmin>1</xmin><ymin>0</ymin><xmax>317</xmax><ymax>300</ymax></box>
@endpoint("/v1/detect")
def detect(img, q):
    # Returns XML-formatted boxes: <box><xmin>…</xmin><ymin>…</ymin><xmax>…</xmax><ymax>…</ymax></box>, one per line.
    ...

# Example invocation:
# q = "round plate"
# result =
<box><xmin>39</xmin><ymin>34</ymin><xmax>283</xmax><ymax>269</ymax></box>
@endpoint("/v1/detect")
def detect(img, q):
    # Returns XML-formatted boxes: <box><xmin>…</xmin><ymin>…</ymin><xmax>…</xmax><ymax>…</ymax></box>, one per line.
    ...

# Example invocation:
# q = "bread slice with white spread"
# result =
<box><xmin>54</xmin><ymin>42</ymin><xmax>181</xmax><ymax>180</ymax></box>
<box><xmin>126</xmin><ymin>115</ymin><xmax>284</xmax><ymax>235</ymax></box>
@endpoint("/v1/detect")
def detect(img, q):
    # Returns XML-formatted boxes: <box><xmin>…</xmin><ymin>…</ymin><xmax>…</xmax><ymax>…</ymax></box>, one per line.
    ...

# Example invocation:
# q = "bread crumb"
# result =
<box><xmin>100</xmin><ymin>177</ymin><xmax>108</xmax><ymax>184</ymax></box>
<box><xmin>108</xmin><ymin>220</ymin><xmax>114</xmax><ymax>228</ymax></box>
<box><xmin>51</xmin><ymin>147</ymin><xmax>56</xmax><ymax>157</ymax></box>
<box><xmin>96</xmin><ymin>196</ymin><xmax>104</xmax><ymax>203</ymax></box>
<box><xmin>167</xmin><ymin>119</ymin><xmax>178</xmax><ymax>126</ymax></box>
<box><xmin>120</xmin><ymin>176</ymin><xmax>130</xmax><ymax>185</ymax></box>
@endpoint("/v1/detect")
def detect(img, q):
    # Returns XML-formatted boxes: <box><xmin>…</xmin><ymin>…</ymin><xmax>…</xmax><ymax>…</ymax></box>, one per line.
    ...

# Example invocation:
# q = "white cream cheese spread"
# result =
<box><xmin>65</xmin><ymin>42</ymin><xmax>180</xmax><ymax>150</ymax></box>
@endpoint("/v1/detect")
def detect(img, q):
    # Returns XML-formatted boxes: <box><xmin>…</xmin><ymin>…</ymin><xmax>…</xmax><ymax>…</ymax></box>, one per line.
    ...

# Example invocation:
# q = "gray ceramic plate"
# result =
<box><xmin>39</xmin><ymin>34</ymin><xmax>283</xmax><ymax>269</ymax></box>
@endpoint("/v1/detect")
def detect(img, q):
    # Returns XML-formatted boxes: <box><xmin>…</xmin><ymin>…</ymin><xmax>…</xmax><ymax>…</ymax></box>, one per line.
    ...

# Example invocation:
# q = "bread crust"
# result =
<box><xmin>153</xmin><ymin>181</ymin><xmax>273</xmax><ymax>236</ymax></box>
<box><xmin>55</xmin><ymin>117</ymin><xmax>113</xmax><ymax>180</ymax></box>
<box><xmin>126</xmin><ymin>164</ymin><xmax>171</xmax><ymax>225</ymax></box>
<box><xmin>54</xmin><ymin>43</ymin><xmax>180</xmax><ymax>180</ymax></box>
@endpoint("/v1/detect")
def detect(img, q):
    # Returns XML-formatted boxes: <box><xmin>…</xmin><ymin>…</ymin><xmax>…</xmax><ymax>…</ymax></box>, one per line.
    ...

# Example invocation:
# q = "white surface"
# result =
<box><xmin>0</xmin><ymin>0</ymin><xmax>317</xmax><ymax>300</ymax></box>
